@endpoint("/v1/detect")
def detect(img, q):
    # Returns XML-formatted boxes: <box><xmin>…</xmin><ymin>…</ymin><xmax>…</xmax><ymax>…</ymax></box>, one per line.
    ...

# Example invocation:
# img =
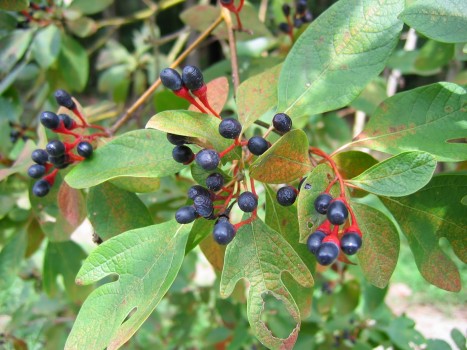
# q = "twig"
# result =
<box><xmin>110</xmin><ymin>14</ymin><xmax>225</xmax><ymax>134</ymax></box>
<box><xmin>222</xmin><ymin>8</ymin><xmax>240</xmax><ymax>95</ymax></box>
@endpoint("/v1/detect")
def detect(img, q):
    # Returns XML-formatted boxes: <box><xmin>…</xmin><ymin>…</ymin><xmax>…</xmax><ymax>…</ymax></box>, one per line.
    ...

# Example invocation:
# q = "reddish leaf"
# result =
<box><xmin>58</xmin><ymin>181</ymin><xmax>86</xmax><ymax>227</ymax></box>
<box><xmin>188</xmin><ymin>77</ymin><xmax>229</xmax><ymax>115</ymax></box>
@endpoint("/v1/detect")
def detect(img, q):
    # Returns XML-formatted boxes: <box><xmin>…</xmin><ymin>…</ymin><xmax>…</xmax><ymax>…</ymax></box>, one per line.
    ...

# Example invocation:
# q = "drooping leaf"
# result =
<box><xmin>31</xmin><ymin>25</ymin><xmax>61</xmax><ymax>69</ymax></box>
<box><xmin>249</xmin><ymin>129</ymin><xmax>311</xmax><ymax>184</ymax></box>
<box><xmin>58</xmin><ymin>33</ymin><xmax>89</xmax><ymax>92</ymax></box>
<box><xmin>57</xmin><ymin>182</ymin><xmax>86</xmax><ymax>227</ymax></box>
<box><xmin>264</xmin><ymin>185</ymin><xmax>314</xmax><ymax>319</ymax></box>
<box><xmin>65</xmin><ymin>220</ymin><xmax>193</xmax><ymax>350</ymax></box>
<box><xmin>380</xmin><ymin>174</ymin><xmax>467</xmax><ymax>292</ymax></box>
<box><xmin>87</xmin><ymin>182</ymin><xmax>153</xmax><ymax>241</ymax></box>
<box><xmin>297</xmin><ymin>164</ymin><xmax>340</xmax><ymax>243</ymax></box>
<box><xmin>200</xmin><ymin>233</ymin><xmax>225</xmax><ymax>272</ymax></box>
<box><xmin>348</xmin><ymin>151</ymin><xmax>437</xmax><ymax>197</ymax></box>
<box><xmin>188</xmin><ymin>77</ymin><xmax>229</xmax><ymax>115</ymax></box>
<box><xmin>351</xmin><ymin>82</ymin><xmax>467</xmax><ymax>162</ymax></box>
<box><xmin>220</xmin><ymin>217</ymin><xmax>313</xmax><ymax>350</ymax></box>
<box><xmin>400</xmin><ymin>0</ymin><xmax>467</xmax><ymax>43</ymax></box>
<box><xmin>350</xmin><ymin>202</ymin><xmax>400</xmax><ymax>288</ymax></box>
<box><xmin>237</xmin><ymin>64</ymin><xmax>281</xmax><ymax>130</ymax></box>
<box><xmin>0</xmin><ymin>29</ymin><xmax>32</xmax><ymax>76</ymax></box>
<box><xmin>65</xmin><ymin>129</ymin><xmax>184</xmax><ymax>189</ymax></box>
<box><xmin>69</xmin><ymin>0</ymin><xmax>113</xmax><ymax>15</ymax></box>
<box><xmin>277</xmin><ymin>0</ymin><xmax>404</xmax><ymax>118</ymax></box>
<box><xmin>0</xmin><ymin>229</ymin><xmax>27</xmax><ymax>290</ymax></box>
<box><xmin>146</xmin><ymin>110</ymin><xmax>240</xmax><ymax>161</ymax></box>
<box><xmin>0</xmin><ymin>0</ymin><xmax>29</xmax><ymax>11</ymax></box>
<box><xmin>25</xmin><ymin>219</ymin><xmax>45</xmax><ymax>258</ymax></box>
<box><xmin>186</xmin><ymin>218</ymin><xmax>214</xmax><ymax>254</ymax></box>
<box><xmin>43</xmin><ymin>241</ymin><xmax>92</xmax><ymax>303</ymax></box>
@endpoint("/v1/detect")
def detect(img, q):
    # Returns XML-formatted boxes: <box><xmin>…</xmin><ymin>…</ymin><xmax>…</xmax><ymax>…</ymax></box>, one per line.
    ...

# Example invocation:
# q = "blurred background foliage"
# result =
<box><xmin>0</xmin><ymin>0</ymin><xmax>465</xmax><ymax>349</ymax></box>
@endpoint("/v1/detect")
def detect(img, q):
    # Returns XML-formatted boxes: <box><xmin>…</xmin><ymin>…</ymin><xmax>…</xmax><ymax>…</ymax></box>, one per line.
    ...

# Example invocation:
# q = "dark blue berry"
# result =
<box><xmin>182</xmin><ymin>65</ymin><xmax>204</xmax><ymax>91</ymax></box>
<box><xmin>175</xmin><ymin>206</ymin><xmax>198</xmax><ymax>224</ymax></box>
<box><xmin>238</xmin><ymin>191</ymin><xmax>258</xmax><ymax>212</ymax></box>
<box><xmin>247</xmin><ymin>136</ymin><xmax>269</xmax><ymax>156</ymax></box>
<box><xmin>314</xmin><ymin>193</ymin><xmax>333</xmax><ymax>214</ymax></box>
<box><xmin>188</xmin><ymin>185</ymin><xmax>211</xmax><ymax>200</ymax></box>
<box><xmin>276</xmin><ymin>186</ymin><xmax>297</xmax><ymax>206</ymax></box>
<box><xmin>340</xmin><ymin>232</ymin><xmax>362</xmax><ymax>255</ymax></box>
<box><xmin>167</xmin><ymin>133</ymin><xmax>188</xmax><ymax>146</ymax></box>
<box><xmin>172</xmin><ymin>145</ymin><xmax>194</xmax><ymax>164</ymax></box>
<box><xmin>307</xmin><ymin>230</ymin><xmax>326</xmax><ymax>255</ymax></box>
<box><xmin>279</xmin><ymin>22</ymin><xmax>290</xmax><ymax>34</ymax></box>
<box><xmin>54</xmin><ymin>89</ymin><xmax>76</xmax><ymax>110</ymax></box>
<box><xmin>40</xmin><ymin>111</ymin><xmax>60</xmax><ymax>129</ymax></box>
<box><xmin>326</xmin><ymin>200</ymin><xmax>348</xmax><ymax>225</ymax></box>
<box><xmin>28</xmin><ymin>164</ymin><xmax>46</xmax><ymax>179</ymax></box>
<box><xmin>296</xmin><ymin>0</ymin><xmax>307</xmax><ymax>14</ymax></box>
<box><xmin>206</xmin><ymin>173</ymin><xmax>224</xmax><ymax>191</ymax></box>
<box><xmin>160</xmin><ymin>68</ymin><xmax>183</xmax><ymax>91</ymax></box>
<box><xmin>219</xmin><ymin>118</ymin><xmax>242</xmax><ymax>139</ymax></box>
<box><xmin>193</xmin><ymin>195</ymin><xmax>214</xmax><ymax>218</ymax></box>
<box><xmin>46</xmin><ymin>140</ymin><xmax>65</xmax><ymax>156</ymax></box>
<box><xmin>213</xmin><ymin>217</ymin><xmax>236</xmax><ymax>245</ymax></box>
<box><xmin>77</xmin><ymin>141</ymin><xmax>93</xmax><ymax>158</ymax></box>
<box><xmin>273</xmin><ymin>113</ymin><xmax>292</xmax><ymax>133</ymax></box>
<box><xmin>316</xmin><ymin>242</ymin><xmax>339</xmax><ymax>266</ymax></box>
<box><xmin>58</xmin><ymin>114</ymin><xmax>74</xmax><ymax>129</ymax></box>
<box><xmin>48</xmin><ymin>154</ymin><xmax>66</xmax><ymax>166</ymax></box>
<box><xmin>31</xmin><ymin>149</ymin><xmax>49</xmax><ymax>165</ymax></box>
<box><xmin>282</xmin><ymin>3</ymin><xmax>291</xmax><ymax>16</ymax></box>
<box><xmin>195</xmin><ymin>149</ymin><xmax>220</xmax><ymax>171</ymax></box>
<box><xmin>32</xmin><ymin>179</ymin><xmax>50</xmax><ymax>197</ymax></box>
<box><xmin>294</xmin><ymin>17</ymin><xmax>303</xmax><ymax>28</ymax></box>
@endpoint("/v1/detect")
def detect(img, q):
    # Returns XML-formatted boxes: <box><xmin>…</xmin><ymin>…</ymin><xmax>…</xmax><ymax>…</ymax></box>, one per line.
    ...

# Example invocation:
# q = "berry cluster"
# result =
<box><xmin>279</xmin><ymin>0</ymin><xmax>313</xmax><ymax>40</ymax></box>
<box><xmin>9</xmin><ymin>121</ymin><xmax>33</xmax><ymax>144</ymax></box>
<box><xmin>18</xmin><ymin>2</ymin><xmax>54</xmax><ymax>28</ymax></box>
<box><xmin>307</xmin><ymin>192</ymin><xmax>362</xmax><ymax>266</ymax></box>
<box><xmin>160</xmin><ymin>66</ymin><xmax>297</xmax><ymax>246</ymax></box>
<box><xmin>28</xmin><ymin>90</ymin><xmax>109</xmax><ymax>197</ymax></box>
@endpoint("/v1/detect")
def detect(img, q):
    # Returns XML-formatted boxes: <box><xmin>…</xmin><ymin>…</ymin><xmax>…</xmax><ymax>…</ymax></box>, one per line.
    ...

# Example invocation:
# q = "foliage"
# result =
<box><xmin>0</xmin><ymin>0</ymin><xmax>465</xmax><ymax>349</ymax></box>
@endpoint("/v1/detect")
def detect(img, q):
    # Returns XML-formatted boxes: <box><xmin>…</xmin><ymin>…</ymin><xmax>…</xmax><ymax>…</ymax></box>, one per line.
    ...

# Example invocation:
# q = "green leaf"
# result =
<box><xmin>351</xmin><ymin>82</ymin><xmax>467</xmax><ymax>162</ymax></box>
<box><xmin>0</xmin><ymin>230</ymin><xmax>27</xmax><ymax>290</ymax></box>
<box><xmin>220</xmin><ymin>217</ymin><xmax>313</xmax><ymax>350</ymax></box>
<box><xmin>65</xmin><ymin>129</ymin><xmax>183</xmax><ymax>189</ymax></box>
<box><xmin>264</xmin><ymin>185</ymin><xmax>314</xmax><ymax>319</ymax></box>
<box><xmin>335</xmin><ymin>280</ymin><xmax>360</xmax><ymax>314</ymax></box>
<box><xmin>146</xmin><ymin>110</ymin><xmax>240</xmax><ymax>161</ymax></box>
<box><xmin>65</xmin><ymin>220</ymin><xmax>193</xmax><ymax>350</ymax></box>
<box><xmin>414</xmin><ymin>40</ymin><xmax>455</xmax><ymax>72</ymax></box>
<box><xmin>0</xmin><ymin>0</ymin><xmax>29</xmax><ymax>11</ymax></box>
<box><xmin>110</xmin><ymin>176</ymin><xmax>160</xmax><ymax>193</ymax></box>
<box><xmin>425</xmin><ymin>339</ymin><xmax>453</xmax><ymax>350</ymax></box>
<box><xmin>400</xmin><ymin>0</ymin><xmax>467</xmax><ymax>43</ymax></box>
<box><xmin>451</xmin><ymin>328</ymin><xmax>466</xmax><ymax>350</ymax></box>
<box><xmin>87</xmin><ymin>182</ymin><xmax>153</xmax><ymax>241</ymax></box>
<box><xmin>0</xmin><ymin>29</ymin><xmax>33</xmax><ymax>76</ymax></box>
<box><xmin>297</xmin><ymin>164</ymin><xmax>340</xmax><ymax>243</ymax></box>
<box><xmin>66</xmin><ymin>17</ymin><xmax>98</xmax><ymax>38</ymax></box>
<box><xmin>58</xmin><ymin>33</ymin><xmax>89</xmax><ymax>92</ymax></box>
<box><xmin>32</xmin><ymin>25</ymin><xmax>61</xmax><ymax>69</ymax></box>
<box><xmin>191</xmin><ymin>162</ymin><xmax>231</xmax><ymax>188</ymax></box>
<box><xmin>237</xmin><ymin>64</ymin><xmax>281</xmax><ymax>130</ymax></box>
<box><xmin>348</xmin><ymin>151</ymin><xmax>437</xmax><ymax>197</ymax></box>
<box><xmin>186</xmin><ymin>218</ymin><xmax>214</xmax><ymax>254</ymax></box>
<box><xmin>351</xmin><ymin>202</ymin><xmax>400</xmax><ymax>288</ymax></box>
<box><xmin>277</xmin><ymin>0</ymin><xmax>403</xmax><ymax>118</ymax></box>
<box><xmin>43</xmin><ymin>241</ymin><xmax>92</xmax><ymax>303</ymax></box>
<box><xmin>380</xmin><ymin>174</ymin><xmax>467</xmax><ymax>292</ymax></box>
<box><xmin>69</xmin><ymin>0</ymin><xmax>113</xmax><ymax>15</ymax></box>
<box><xmin>249</xmin><ymin>129</ymin><xmax>311</xmax><ymax>184</ymax></box>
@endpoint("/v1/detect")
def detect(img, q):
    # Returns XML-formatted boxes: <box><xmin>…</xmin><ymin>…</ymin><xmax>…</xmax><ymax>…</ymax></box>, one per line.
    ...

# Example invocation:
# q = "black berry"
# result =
<box><xmin>54</xmin><ymin>161</ymin><xmax>70</xmax><ymax>169</ymax></box>
<box><xmin>193</xmin><ymin>195</ymin><xmax>214</xmax><ymax>218</ymax></box>
<box><xmin>10</xmin><ymin>130</ymin><xmax>19</xmax><ymax>143</ymax></box>
<box><xmin>219</xmin><ymin>118</ymin><xmax>242</xmax><ymax>139</ymax></box>
<box><xmin>188</xmin><ymin>185</ymin><xmax>211</xmax><ymax>200</ymax></box>
<box><xmin>54</xmin><ymin>89</ymin><xmax>76</xmax><ymax>110</ymax></box>
<box><xmin>32</xmin><ymin>149</ymin><xmax>49</xmax><ymax>165</ymax></box>
<box><xmin>32</xmin><ymin>179</ymin><xmax>50</xmax><ymax>197</ymax></box>
<box><xmin>213</xmin><ymin>217</ymin><xmax>236</xmax><ymax>245</ymax></box>
<box><xmin>195</xmin><ymin>149</ymin><xmax>220</xmax><ymax>171</ymax></box>
<box><xmin>172</xmin><ymin>145</ymin><xmax>194</xmax><ymax>164</ymax></box>
<box><xmin>316</xmin><ymin>242</ymin><xmax>339</xmax><ymax>266</ymax></box>
<box><xmin>307</xmin><ymin>230</ymin><xmax>326</xmax><ymax>255</ymax></box>
<box><xmin>160</xmin><ymin>68</ymin><xmax>183</xmax><ymax>91</ymax></box>
<box><xmin>326</xmin><ymin>200</ymin><xmax>349</xmax><ymax>225</ymax></box>
<box><xmin>77</xmin><ymin>141</ymin><xmax>93</xmax><ymax>158</ymax></box>
<box><xmin>276</xmin><ymin>186</ymin><xmax>297</xmax><ymax>206</ymax></box>
<box><xmin>238</xmin><ymin>191</ymin><xmax>258</xmax><ymax>212</ymax></box>
<box><xmin>247</xmin><ymin>136</ymin><xmax>269</xmax><ymax>156</ymax></box>
<box><xmin>182</xmin><ymin>65</ymin><xmax>204</xmax><ymax>91</ymax></box>
<box><xmin>46</xmin><ymin>140</ymin><xmax>65</xmax><ymax>156</ymax></box>
<box><xmin>206</xmin><ymin>173</ymin><xmax>224</xmax><ymax>191</ymax></box>
<box><xmin>58</xmin><ymin>114</ymin><xmax>74</xmax><ymax>129</ymax></box>
<box><xmin>175</xmin><ymin>206</ymin><xmax>198</xmax><ymax>224</ymax></box>
<box><xmin>40</xmin><ymin>111</ymin><xmax>60</xmax><ymax>129</ymax></box>
<box><xmin>340</xmin><ymin>232</ymin><xmax>362</xmax><ymax>255</ymax></box>
<box><xmin>282</xmin><ymin>3</ymin><xmax>291</xmax><ymax>16</ymax></box>
<box><xmin>294</xmin><ymin>17</ymin><xmax>303</xmax><ymax>28</ymax></box>
<box><xmin>296</xmin><ymin>0</ymin><xmax>307</xmax><ymax>14</ymax></box>
<box><xmin>314</xmin><ymin>193</ymin><xmax>333</xmax><ymax>214</ymax></box>
<box><xmin>272</xmin><ymin>113</ymin><xmax>292</xmax><ymax>133</ymax></box>
<box><xmin>27</xmin><ymin>164</ymin><xmax>46</xmax><ymax>179</ymax></box>
<box><xmin>48</xmin><ymin>154</ymin><xmax>66</xmax><ymax>166</ymax></box>
<box><xmin>167</xmin><ymin>133</ymin><xmax>188</xmax><ymax>146</ymax></box>
<box><xmin>279</xmin><ymin>22</ymin><xmax>290</xmax><ymax>34</ymax></box>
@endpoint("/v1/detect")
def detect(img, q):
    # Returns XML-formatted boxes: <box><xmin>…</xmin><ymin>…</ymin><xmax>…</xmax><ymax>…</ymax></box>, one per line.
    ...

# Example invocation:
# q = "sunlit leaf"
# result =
<box><xmin>188</xmin><ymin>77</ymin><xmax>229</xmax><ymax>115</ymax></box>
